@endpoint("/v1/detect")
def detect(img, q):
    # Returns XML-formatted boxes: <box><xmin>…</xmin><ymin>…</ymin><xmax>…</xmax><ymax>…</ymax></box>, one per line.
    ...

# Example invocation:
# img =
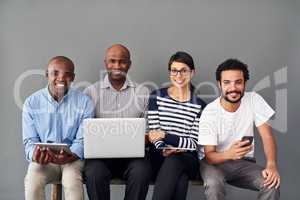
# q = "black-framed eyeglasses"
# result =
<box><xmin>169</xmin><ymin>69</ymin><xmax>192</xmax><ymax>76</ymax></box>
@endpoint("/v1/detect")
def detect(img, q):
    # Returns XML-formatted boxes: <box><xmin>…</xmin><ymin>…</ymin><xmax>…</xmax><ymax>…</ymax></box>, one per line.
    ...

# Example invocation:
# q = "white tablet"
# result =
<box><xmin>35</xmin><ymin>143</ymin><xmax>72</xmax><ymax>154</ymax></box>
<box><xmin>157</xmin><ymin>146</ymin><xmax>197</xmax><ymax>151</ymax></box>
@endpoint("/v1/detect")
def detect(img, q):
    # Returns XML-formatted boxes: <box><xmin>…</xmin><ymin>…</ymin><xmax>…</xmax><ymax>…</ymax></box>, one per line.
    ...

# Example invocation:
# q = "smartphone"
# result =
<box><xmin>241</xmin><ymin>136</ymin><xmax>253</xmax><ymax>147</ymax></box>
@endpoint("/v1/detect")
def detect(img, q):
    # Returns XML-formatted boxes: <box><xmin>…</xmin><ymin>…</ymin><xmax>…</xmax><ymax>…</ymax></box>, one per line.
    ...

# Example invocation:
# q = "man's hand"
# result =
<box><xmin>47</xmin><ymin>148</ymin><xmax>78</xmax><ymax>165</ymax></box>
<box><xmin>262</xmin><ymin>164</ymin><xmax>280</xmax><ymax>189</ymax></box>
<box><xmin>162</xmin><ymin>148</ymin><xmax>185</xmax><ymax>157</ymax></box>
<box><xmin>149</xmin><ymin>130</ymin><xmax>165</xmax><ymax>143</ymax></box>
<box><xmin>225</xmin><ymin>140</ymin><xmax>253</xmax><ymax>160</ymax></box>
<box><xmin>32</xmin><ymin>145</ymin><xmax>52</xmax><ymax>165</ymax></box>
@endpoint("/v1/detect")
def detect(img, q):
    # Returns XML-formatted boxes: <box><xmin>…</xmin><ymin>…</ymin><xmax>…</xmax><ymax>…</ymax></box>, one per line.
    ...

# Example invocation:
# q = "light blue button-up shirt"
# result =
<box><xmin>22</xmin><ymin>86</ymin><xmax>95</xmax><ymax>162</ymax></box>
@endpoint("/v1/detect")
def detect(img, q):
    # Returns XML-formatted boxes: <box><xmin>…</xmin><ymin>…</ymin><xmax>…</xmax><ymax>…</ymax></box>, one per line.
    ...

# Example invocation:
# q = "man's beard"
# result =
<box><xmin>223</xmin><ymin>90</ymin><xmax>244</xmax><ymax>104</ymax></box>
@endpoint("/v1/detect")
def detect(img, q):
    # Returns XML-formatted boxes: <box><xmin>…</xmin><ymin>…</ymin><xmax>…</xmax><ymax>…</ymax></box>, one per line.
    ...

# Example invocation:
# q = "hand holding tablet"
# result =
<box><xmin>157</xmin><ymin>146</ymin><xmax>197</xmax><ymax>151</ymax></box>
<box><xmin>35</xmin><ymin>143</ymin><xmax>72</xmax><ymax>155</ymax></box>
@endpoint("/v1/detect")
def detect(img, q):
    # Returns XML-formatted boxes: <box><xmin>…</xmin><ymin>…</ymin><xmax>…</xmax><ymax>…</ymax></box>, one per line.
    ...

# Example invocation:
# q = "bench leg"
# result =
<box><xmin>51</xmin><ymin>184</ymin><xmax>62</xmax><ymax>200</ymax></box>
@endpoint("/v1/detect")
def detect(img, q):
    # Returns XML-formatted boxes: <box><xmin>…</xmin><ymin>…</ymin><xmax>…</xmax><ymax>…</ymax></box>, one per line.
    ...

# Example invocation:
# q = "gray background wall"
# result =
<box><xmin>0</xmin><ymin>0</ymin><xmax>298</xmax><ymax>199</ymax></box>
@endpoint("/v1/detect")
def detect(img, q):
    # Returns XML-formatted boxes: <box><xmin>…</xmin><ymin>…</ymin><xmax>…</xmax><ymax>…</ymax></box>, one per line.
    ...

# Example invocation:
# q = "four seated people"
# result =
<box><xmin>22</xmin><ymin>45</ymin><xmax>280</xmax><ymax>200</ymax></box>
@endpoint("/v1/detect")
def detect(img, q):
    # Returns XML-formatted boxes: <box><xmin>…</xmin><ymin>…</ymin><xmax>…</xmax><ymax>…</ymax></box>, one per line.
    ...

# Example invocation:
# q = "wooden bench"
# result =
<box><xmin>50</xmin><ymin>179</ymin><xmax>203</xmax><ymax>200</ymax></box>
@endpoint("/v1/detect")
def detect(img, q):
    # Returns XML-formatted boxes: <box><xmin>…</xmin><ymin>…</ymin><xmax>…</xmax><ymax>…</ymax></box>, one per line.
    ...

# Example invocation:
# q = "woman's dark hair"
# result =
<box><xmin>168</xmin><ymin>51</ymin><xmax>195</xmax><ymax>71</ymax></box>
<box><xmin>216</xmin><ymin>58</ymin><xmax>249</xmax><ymax>81</ymax></box>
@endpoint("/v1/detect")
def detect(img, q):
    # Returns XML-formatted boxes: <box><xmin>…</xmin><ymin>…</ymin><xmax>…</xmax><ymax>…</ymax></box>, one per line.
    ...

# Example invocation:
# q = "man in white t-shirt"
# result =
<box><xmin>198</xmin><ymin>59</ymin><xmax>280</xmax><ymax>200</ymax></box>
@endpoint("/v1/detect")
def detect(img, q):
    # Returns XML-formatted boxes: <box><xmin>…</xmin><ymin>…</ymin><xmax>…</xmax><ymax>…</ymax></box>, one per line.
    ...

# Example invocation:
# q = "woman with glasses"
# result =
<box><xmin>147</xmin><ymin>51</ymin><xmax>206</xmax><ymax>200</ymax></box>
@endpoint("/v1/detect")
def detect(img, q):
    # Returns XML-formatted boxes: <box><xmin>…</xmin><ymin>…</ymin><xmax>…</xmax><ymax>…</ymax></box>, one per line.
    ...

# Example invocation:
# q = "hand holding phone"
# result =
<box><xmin>241</xmin><ymin>136</ymin><xmax>253</xmax><ymax>147</ymax></box>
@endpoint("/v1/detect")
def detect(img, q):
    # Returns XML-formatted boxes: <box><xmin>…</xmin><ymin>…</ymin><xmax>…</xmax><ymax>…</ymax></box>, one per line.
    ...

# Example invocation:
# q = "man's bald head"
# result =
<box><xmin>104</xmin><ymin>44</ymin><xmax>131</xmax><ymax>84</ymax></box>
<box><xmin>105</xmin><ymin>44</ymin><xmax>131</xmax><ymax>60</ymax></box>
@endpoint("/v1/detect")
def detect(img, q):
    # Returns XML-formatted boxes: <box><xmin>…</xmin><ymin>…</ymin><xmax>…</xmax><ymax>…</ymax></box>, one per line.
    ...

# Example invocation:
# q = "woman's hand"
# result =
<box><xmin>148</xmin><ymin>130</ymin><xmax>166</xmax><ymax>143</ymax></box>
<box><xmin>162</xmin><ymin>148</ymin><xmax>186</xmax><ymax>157</ymax></box>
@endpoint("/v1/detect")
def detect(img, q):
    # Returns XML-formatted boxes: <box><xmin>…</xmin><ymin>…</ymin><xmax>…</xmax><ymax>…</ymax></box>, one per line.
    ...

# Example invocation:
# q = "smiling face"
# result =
<box><xmin>219</xmin><ymin>69</ymin><xmax>246</xmax><ymax>104</ymax></box>
<box><xmin>46</xmin><ymin>59</ymin><xmax>74</xmax><ymax>100</ymax></box>
<box><xmin>104</xmin><ymin>45</ymin><xmax>131</xmax><ymax>81</ymax></box>
<box><xmin>169</xmin><ymin>61</ymin><xmax>194</xmax><ymax>89</ymax></box>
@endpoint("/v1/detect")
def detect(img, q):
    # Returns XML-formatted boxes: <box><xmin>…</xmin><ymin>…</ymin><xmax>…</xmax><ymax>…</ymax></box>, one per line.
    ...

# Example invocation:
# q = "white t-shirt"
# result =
<box><xmin>198</xmin><ymin>92</ymin><xmax>275</xmax><ymax>159</ymax></box>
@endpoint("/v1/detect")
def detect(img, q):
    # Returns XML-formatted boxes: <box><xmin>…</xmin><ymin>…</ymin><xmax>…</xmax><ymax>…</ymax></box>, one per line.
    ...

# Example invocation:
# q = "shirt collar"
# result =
<box><xmin>44</xmin><ymin>85</ymin><xmax>72</xmax><ymax>103</ymax></box>
<box><xmin>100</xmin><ymin>74</ymin><xmax>136</xmax><ymax>90</ymax></box>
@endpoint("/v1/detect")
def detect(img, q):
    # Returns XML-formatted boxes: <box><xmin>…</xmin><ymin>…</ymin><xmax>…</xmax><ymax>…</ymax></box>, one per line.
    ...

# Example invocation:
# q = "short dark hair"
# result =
<box><xmin>48</xmin><ymin>56</ymin><xmax>75</xmax><ymax>72</ymax></box>
<box><xmin>168</xmin><ymin>51</ymin><xmax>195</xmax><ymax>71</ymax></box>
<box><xmin>216</xmin><ymin>58</ymin><xmax>249</xmax><ymax>81</ymax></box>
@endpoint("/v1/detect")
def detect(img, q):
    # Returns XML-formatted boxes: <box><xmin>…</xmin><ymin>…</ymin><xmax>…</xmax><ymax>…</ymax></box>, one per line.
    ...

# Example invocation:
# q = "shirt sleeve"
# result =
<box><xmin>198</xmin><ymin>107</ymin><xmax>218</xmax><ymax>146</ymax></box>
<box><xmin>163</xmin><ymin>112</ymin><xmax>200</xmax><ymax>149</ymax></box>
<box><xmin>69</xmin><ymin>97</ymin><xmax>95</xmax><ymax>159</ymax></box>
<box><xmin>22</xmin><ymin>98</ymin><xmax>40</xmax><ymax>162</ymax></box>
<box><xmin>147</xmin><ymin>91</ymin><xmax>165</xmax><ymax>148</ymax></box>
<box><xmin>147</xmin><ymin>91</ymin><xmax>160</xmax><ymax>131</ymax></box>
<box><xmin>251</xmin><ymin>92</ymin><xmax>275</xmax><ymax>127</ymax></box>
<box><xmin>83</xmin><ymin>84</ymin><xmax>98</xmax><ymax>107</ymax></box>
<box><xmin>138</xmin><ymin>86</ymin><xmax>150</xmax><ymax>119</ymax></box>
<box><xmin>163</xmin><ymin>98</ymin><xmax>206</xmax><ymax>149</ymax></box>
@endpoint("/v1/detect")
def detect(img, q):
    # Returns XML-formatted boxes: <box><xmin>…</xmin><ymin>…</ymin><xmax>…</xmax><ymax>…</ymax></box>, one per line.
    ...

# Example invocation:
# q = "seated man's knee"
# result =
<box><xmin>127</xmin><ymin>160</ymin><xmax>152</xmax><ymax>183</ymax></box>
<box><xmin>61</xmin><ymin>170</ymin><xmax>83</xmax><ymax>188</ymax></box>
<box><xmin>84</xmin><ymin>160</ymin><xmax>111</xmax><ymax>182</ymax></box>
<box><xmin>255</xmin><ymin>176</ymin><xmax>280</xmax><ymax>195</ymax></box>
<box><xmin>204</xmin><ymin>176</ymin><xmax>226</xmax><ymax>191</ymax></box>
<box><xmin>24</xmin><ymin>170</ymin><xmax>47</xmax><ymax>191</ymax></box>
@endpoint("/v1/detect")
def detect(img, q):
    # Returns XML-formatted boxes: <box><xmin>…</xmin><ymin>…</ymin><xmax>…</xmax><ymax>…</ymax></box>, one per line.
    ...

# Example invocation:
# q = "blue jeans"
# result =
<box><xmin>199</xmin><ymin>159</ymin><xmax>280</xmax><ymax>200</ymax></box>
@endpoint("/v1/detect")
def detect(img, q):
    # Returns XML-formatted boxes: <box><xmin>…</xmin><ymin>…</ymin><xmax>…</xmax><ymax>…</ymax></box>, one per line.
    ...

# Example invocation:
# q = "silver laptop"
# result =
<box><xmin>83</xmin><ymin>118</ymin><xmax>146</xmax><ymax>158</ymax></box>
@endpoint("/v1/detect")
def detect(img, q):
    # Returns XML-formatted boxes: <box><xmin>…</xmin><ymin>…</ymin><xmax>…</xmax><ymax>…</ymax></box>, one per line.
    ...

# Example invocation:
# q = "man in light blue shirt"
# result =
<box><xmin>22</xmin><ymin>56</ymin><xmax>94</xmax><ymax>200</ymax></box>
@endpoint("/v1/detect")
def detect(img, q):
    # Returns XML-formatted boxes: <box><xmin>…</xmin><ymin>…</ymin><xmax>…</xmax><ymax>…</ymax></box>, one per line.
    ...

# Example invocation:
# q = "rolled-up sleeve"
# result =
<box><xmin>70</xmin><ymin>97</ymin><xmax>95</xmax><ymax>159</ymax></box>
<box><xmin>22</xmin><ymin>99</ymin><xmax>40</xmax><ymax>162</ymax></box>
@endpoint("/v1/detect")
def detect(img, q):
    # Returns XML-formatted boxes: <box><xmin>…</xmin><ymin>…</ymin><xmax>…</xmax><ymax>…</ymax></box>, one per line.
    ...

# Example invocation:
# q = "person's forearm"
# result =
<box><xmin>153</xmin><ymin>140</ymin><xmax>165</xmax><ymax>148</ymax></box>
<box><xmin>205</xmin><ymin>150</ymin><xmax>231</xmax><ymax>164</ymax></box>
<box><xmin>24</xmin><ymin>139</ymin><xmax>38</xmax><ymax>162</ymax></box>
<box><xmin>262</xmin><ymin>133</ymin><xmax>277</xmax><ymax>167</ymax></box>
<box><xmin>258</xmin><ymin>124</ymin><xmax>278</xmax><ymax>168</ymax></box>
<box><xmin>164</xmin><ymin>134</ymin><xmax>197</xmax><ymax>149</ymax></box>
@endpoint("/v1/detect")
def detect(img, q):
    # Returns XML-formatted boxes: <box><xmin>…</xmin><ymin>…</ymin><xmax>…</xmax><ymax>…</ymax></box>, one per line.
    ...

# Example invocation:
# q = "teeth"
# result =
<box><xmin>229</xmin><ymin>93</ymin><xmax>238</xmax><ymax>97</ymax></box>
<box><xmin>56</xmin><ymin>83</ymin><xmax>65</xmax><ymax>87</ymax></box>
<box><xmin>112</xmin><ymin>70</ymin><xmax>122</xmax><ymax>75</ymax></box>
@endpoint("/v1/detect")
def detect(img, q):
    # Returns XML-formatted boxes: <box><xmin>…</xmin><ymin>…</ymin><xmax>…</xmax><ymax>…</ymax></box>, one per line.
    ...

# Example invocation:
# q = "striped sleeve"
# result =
<box><xmin>147</xmin><ymin>91</ymin><xmax>160</xmax><ymax>131</ymax></box>
<box><xmin>147</xmin><ymin>91</ymin><xmax>166</xmax><ymax>148</ymax></box>
<box><xmin>164</xmin><ymin>111</ymin><xmax>200</xmax><ymax>149</ymax></box>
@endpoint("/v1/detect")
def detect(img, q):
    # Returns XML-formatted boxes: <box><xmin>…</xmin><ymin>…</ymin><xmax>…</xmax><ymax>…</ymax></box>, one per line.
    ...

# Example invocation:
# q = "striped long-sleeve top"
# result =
<box><xmin>147</xmin><ymin>88</ymin><xmax>206</xmax><ymax>149</ymax></box>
